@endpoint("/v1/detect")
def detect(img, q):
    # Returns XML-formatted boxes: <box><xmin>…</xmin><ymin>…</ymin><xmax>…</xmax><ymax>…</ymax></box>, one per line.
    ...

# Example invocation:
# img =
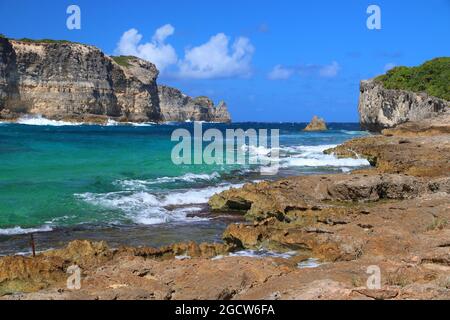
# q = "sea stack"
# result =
<box><xmin>303</xmin><ymin>116</ymin><xmax>327</xmax><ymax>131</ymax></box>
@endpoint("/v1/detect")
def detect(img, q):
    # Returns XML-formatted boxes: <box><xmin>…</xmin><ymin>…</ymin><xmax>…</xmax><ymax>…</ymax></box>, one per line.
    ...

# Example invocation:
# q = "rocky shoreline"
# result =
<box><xmin>1</xmin><ymin>113</ymin><xmax>449</xmax><ymax>300</ymax></box>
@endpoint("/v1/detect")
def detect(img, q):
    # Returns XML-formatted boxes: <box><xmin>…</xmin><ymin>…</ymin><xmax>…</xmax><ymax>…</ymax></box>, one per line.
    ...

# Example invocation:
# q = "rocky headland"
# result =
<box><xmin>0</xmin><ymin>59</ymin><xmax>449</xmax><ymax>300</ymax></box>
<box><xmin>158</xmin><ymin>85</ymin><xmax>230</xmax><ymax>122</ymax></box>
<box><xmin>359</xmin><ymin>57</ymin><xmax>449</xmax><ymax>131</ymax></box>
<box><xmin>0</xmin><ymin>37</ymin><xmax>231</xmax><ymax>123</ymax></box>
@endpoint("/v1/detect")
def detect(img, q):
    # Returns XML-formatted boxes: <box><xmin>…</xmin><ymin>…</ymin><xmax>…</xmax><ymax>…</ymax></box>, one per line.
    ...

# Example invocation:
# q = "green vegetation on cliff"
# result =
<box><xmin>16</xmin><ymin>38</ymin><xmax>77</xmax><ymax>44</ymax></box>
<box><xmin>375</xmin><ymin>57</ymin><xmax>450</xmax><ymax>101</ymax></box>
<box><xmin>111</xmin><ymin>56</ymin><xmax>133</xmax><ymax>68</ymax></box>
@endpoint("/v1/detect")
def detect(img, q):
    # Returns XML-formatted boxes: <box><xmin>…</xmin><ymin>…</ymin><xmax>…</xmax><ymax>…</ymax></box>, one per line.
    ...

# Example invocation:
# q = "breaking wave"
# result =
<box><xmin>15</xmin><ymin>115</ymin><xmax>155</xmax><ymax>127</ymax></box>
<box><xmin>17</xmin><ymin>115</ymin><xmax>82</xmax><ymax>126</ymax></box>
<box><xmin>75</xmin><ymin>183</ymin><xmax>243</xmax><ymax>225</ymax></box>
<box><xmin>229</xmin><ymin>249</ymin><xmax>297</xmax><ymax>259</ymax></box>
<box><xmin>106</xmin><ymin>119</ymin><xmax>155</xmax><ymax>127</ymax></box>
<box><xmin>280</xmin><ymin>144</ymin><xmax>369</xmax><ymax>168</ymax></box>
<box><xmin>240</xmin><ymin>143</ymin><xmax>370</xmax><ymax>172</ymax></box>
<box><xmin>0</xmin><ymin>225</ymin><xmax>53</xmax><ymax>235</ymax></box>
<box><xmin>115</xmin><ymin>172</ymin><xmax>221</xmax><ymax>190</ymax></box>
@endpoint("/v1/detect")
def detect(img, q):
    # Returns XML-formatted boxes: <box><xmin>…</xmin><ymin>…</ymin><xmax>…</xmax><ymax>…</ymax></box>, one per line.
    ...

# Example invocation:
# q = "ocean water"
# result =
<box><xmin>0</xmin><ymin>119</ymin><xmax>370</xmax><ymax>255</ymax></box>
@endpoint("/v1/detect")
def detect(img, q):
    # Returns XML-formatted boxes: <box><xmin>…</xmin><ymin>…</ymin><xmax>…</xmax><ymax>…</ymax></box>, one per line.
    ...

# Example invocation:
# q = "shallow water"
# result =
<box><xmin>0</xmin><ymin>120</ymin><xmax>370</xmax><ymax>254</ymax></box>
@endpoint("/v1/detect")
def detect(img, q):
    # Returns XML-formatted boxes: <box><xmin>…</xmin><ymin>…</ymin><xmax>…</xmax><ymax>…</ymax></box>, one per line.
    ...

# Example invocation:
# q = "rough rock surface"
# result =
<box><xmin>303</xmin><ymin>116</ymin><xmax>327</xmax><ymax>131</ymax></box>
<box><xmin>0</xmin><ymin>38</ymin><xmax>230</xmax><ymax>123</ymax></box>
<box><xmin>358</xmin><ymin>79</ymin><xmax>448</xmax><ymax>131</ymax></box>
<box><xmin>325</xmin><ymin>113</ymin><xmax>450</xmax><ymax>177</ymax></box>
<box><xmin>158</xmin><ymin>85</ymin><xmax>230</xmax><ymax>122</ymax></box>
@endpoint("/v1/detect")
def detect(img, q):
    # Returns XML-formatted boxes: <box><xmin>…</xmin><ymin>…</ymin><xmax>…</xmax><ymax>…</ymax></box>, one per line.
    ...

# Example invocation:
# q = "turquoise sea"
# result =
<box><xmin>0</xmin><ymin>118</ymin><xmax>370</xmax><ymax>255</ymax></box>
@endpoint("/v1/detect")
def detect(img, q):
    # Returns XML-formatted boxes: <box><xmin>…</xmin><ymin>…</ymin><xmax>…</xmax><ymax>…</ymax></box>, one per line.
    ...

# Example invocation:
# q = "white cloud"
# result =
<box><xmin>319</xmin><ymin>61</ymin><xmax>340</xmax><ymax>78</ymax></box>
<box><xmin>152</xmin><ymin>24</ymin><xmax>174</xmax><ymax>44</ymax></box>
<box><xmin>177</xmin><ymin>33</ymin><xmax>255</xmax><ymax>79</ymax></box>
<box><xmin>384</xmin><ymin>62</ymin><xmax>397</xmax><ymax>72</ymax></box>
<box><xmin>115</xmin><ymin>25</ymin><xmax>178</xmax><ymax>72</ymax></box>
<box><xmin>115</xmin><ymin>26</ymin><xmax>255</xmax><ymax>79</ymax></box>
<box><xmin>267</xmin><ymin>65</ymin><xmax>295</xmax><ymax>80</ymax></box>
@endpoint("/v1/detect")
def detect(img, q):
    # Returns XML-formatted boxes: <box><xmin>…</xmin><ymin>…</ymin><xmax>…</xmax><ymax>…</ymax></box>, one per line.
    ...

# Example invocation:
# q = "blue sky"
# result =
<box><xmin>1</xmin><ymin>0</ymin><xmax>449</xmax><ymax>122</ymax></box>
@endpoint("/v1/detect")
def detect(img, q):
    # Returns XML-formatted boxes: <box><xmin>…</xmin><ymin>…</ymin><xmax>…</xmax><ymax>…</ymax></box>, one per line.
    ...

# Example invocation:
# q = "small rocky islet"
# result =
<box><xmin>0</xmin><ymin>44</ymin><xmax>449</xmax><ymax>300</ymax></box>
<box><xmin>303</xmin><ymin>116</ymin><xmax>327</xmax><ymax>131</ymax></box>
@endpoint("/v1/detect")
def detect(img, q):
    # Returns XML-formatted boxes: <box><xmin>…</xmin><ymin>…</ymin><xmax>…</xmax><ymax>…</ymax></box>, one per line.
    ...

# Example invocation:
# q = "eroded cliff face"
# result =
<box><xmin>158</xmin><ymin>85</ymin><xmax>231</xmax><ymax>122</ymax></box>
<box><xmin>0</xmin><ymin>38</ymin><xmax>230</xmax><ymax>123</ymax></box>
<box><xmin>358</xmin><ymin>79</ymin><xmax>448</xmax><ymax>131</ymax></box>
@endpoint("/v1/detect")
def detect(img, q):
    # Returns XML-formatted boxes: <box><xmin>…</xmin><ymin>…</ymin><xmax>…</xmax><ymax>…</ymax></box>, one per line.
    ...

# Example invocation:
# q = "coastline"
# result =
<box><xmin>1</xmin><ymin>113</ymin><xmax>448</xmax><ymax>300</ymax></box>
<box><xmin>0</xmin><ymin>114</ymin><xmax>208</xmax><ymax>126</ymax></box>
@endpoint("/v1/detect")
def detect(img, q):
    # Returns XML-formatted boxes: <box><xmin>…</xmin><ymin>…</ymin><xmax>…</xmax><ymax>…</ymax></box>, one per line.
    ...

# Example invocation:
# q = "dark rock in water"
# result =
<box><xmin>303</xmin><ymin>116</ymin><xmax>327</xmax><ymax>131</ymax></box>
<box><xmin>0</xmin><ymin>37</ymin><xmax>231</xmax><ymax>123</ymax></box>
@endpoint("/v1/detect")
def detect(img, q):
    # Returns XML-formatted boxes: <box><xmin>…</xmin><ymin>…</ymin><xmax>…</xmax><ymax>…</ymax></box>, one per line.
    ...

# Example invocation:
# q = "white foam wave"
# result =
<box><xmin>162</xmin><ymin>185</ymin><xmax>241</xmax><ymax>206</ymax></box>
<box><xmin>116</xmin><ymin>172</ymin><xmax>221</xmax><ymax>191</ymax></box>
<box><xmin>0</xmin><ymin>225</ymin><xmax>53</xmax><ymax>235</ymax></box>
<box><xmin>241</xmin><ymin>145</ymin><xmax>275</xmax><ymax>156</ymax></box>
<box><xmin>281</xmin><ymin>144</ymin><xmax>337</xmax><ymax>154</ymax></box>
<box><xmin>0</xmin><ymin>248</ymin><xmax>55</xmax><ymax>257</ymax></box>
<box><xmin>279</xmin><ymin>144</ymin><xmax>370</xmax><ymax>169</ymax></box>
<box><xmin>131</xmin><ymin>122</ymin><xmax>155</xmax><ymax>127</ymax></box>
<box><xmin>106</xmin><ymin>119</ymin><xmax>154</xmax><ymax>127</ymax></box>
<box><xmin>76</xmin><ymin>183</ymin><xmax>242</xmax><ymax>225</ymax></box>
<box><xmin>283</xmin><ymin>156</ymin><xmax>369</xmax><ymax>168</ymax></box>
<box><xmin>15</xmin><ymin>115</ymin><xmax>155</xmax><ymax>127</ymax></box>
<box><xmin>212</xmin><ymin>143</ymin><xmax>369</xmax><ymax>171</ymax></box>
<box><xmin>105</xmin><ymin>119</ymin><xmax>119</xmax><ymax>126</ymax></box>
<box><xmin>229</xmin><ymin>249</ymin><xmax>297</xmax><ymax>259</ymax></box>
<box><xmin>17</xmin><ymin>115</ymin><xmax>81</xmax><ymax>126</ymax></box>
<box><xmin>342</xmin><ymin>130</ymin><xmax>369</xmax><ymax>135</ymax></box>
<box><xmin>298</xmin><ymin>258</ymin><xmax>321</xmax><ymax>269</ymax></box>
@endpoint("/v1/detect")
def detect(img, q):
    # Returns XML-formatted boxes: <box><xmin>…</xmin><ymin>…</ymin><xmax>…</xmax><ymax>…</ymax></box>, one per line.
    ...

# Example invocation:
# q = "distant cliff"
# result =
<box><xmin>158</xmin><ymin>85</ymin><xmax>230</xmax><ymax>122</ymax></box>
<box><xmin>0</xmin><ymin>37</ymin><xmax>231</xmax><ymax>123</ymax></box>
<box><xmin>359</xmin><ymin>58</ymin><xmax>449</xmax><ymax>131</ymax></box>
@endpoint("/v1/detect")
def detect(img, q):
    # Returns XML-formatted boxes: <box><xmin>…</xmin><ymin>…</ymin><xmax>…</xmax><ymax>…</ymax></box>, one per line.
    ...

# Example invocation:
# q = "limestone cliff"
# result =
<box><xmin>0</xmin><ymin>37</ymin><xmax>231</xmax><ymax>123</ymax></box>
<box><xmin>158</xmin><ymin>85</ymin><xmax>230</xmax><ymax>122</ymax></box>
<box><xmin>358</xmin><ymin>79</ymin><xmax>449</xmax><ymax>132</ymax></box>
